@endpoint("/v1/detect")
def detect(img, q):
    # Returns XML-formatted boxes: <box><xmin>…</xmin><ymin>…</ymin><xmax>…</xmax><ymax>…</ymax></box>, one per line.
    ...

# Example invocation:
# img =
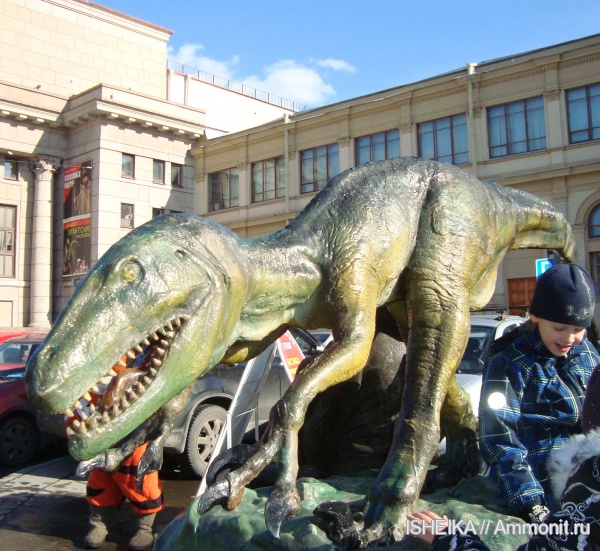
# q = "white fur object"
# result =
<box><xmin>547</xmin><ymin>427</ymin><xmax>600</xmax><ymax>500</ymax></box>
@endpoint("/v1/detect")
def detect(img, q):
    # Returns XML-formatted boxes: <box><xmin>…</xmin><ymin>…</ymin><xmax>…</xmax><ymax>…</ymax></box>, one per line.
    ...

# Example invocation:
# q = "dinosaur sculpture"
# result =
<box><xmin>26</xmin><ymin>157</ymin><xmax>575</xmax><ymax>547</ymax></box>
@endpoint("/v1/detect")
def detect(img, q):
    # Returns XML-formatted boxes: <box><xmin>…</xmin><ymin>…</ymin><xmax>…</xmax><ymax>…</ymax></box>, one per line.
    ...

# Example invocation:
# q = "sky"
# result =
<box><xmin>98</xmin><ymin>0</ymin><xmax>600</xmax><ymax>109</ymax></box>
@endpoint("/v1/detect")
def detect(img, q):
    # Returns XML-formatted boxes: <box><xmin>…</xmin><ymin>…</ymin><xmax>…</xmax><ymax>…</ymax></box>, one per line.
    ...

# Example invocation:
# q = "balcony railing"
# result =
<box><xmin>167</xmin><ymin>60</ymin><xmax>308</xmax><ymax>113</ymax></box>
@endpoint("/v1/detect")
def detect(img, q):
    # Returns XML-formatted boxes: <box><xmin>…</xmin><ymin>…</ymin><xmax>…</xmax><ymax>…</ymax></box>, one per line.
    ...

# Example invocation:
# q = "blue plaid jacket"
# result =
<box><xmin>478</xmin><ymin>324</ymin><xmax>600</xmax><ymax>514</ymax></box>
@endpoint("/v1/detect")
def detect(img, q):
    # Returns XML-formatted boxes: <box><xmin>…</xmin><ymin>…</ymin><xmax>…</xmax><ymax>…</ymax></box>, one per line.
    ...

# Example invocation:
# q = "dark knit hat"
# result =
<box><xmin>529</xmin><ymin>263</ymin><xmax>596</xmax><ymax>327</ymax></box>
<box><xmin>582</xmin><ymin>363</ymin><xmax>600</xmax><ymax>433</ymax></box>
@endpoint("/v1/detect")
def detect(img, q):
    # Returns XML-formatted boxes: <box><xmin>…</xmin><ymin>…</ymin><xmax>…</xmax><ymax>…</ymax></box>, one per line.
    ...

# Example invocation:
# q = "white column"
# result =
<box><xmin>29</xmin><ymin>157</ymin><xmax>59</xmax><ymax>327</ymax></box>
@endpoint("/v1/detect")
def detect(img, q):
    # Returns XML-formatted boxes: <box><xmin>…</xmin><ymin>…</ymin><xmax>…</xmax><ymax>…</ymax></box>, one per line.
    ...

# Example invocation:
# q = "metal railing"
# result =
<box><xmin>167</xmin><ymin>60</ymin><xmax>308</xmax><ymax>113</ymax></box>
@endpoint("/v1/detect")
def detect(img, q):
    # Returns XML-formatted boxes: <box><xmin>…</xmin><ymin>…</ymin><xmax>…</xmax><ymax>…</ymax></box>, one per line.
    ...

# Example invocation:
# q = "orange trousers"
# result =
<box><xmin>86</xmin><ymin>443</ymin><xmax>165</xmax><ymax>515</ymax></box>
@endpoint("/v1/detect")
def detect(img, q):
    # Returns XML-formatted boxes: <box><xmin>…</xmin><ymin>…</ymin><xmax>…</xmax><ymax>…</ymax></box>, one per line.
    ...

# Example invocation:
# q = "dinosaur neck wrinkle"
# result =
<box><xmin>242</xmin><ymin>239</ymin><xmax>322</xmax><ymax>328</ymax></box>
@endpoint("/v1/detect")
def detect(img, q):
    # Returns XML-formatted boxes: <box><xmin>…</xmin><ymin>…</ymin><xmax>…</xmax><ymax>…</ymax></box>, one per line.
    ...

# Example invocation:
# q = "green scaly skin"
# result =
<box><xmin>26</xmin><ymin>157</ymin><xmax>575</xmax><ymax>547</ymax></box>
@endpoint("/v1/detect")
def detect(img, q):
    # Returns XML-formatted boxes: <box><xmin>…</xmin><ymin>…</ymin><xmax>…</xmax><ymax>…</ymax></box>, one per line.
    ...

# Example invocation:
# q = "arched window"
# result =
<box><xmin>589</xmin><ymin>204</ymin><xmax>600</xmax><ymax>296</ymax></box>
<box><xmin>590</xmin><ymin>204</ymin><xmax>600</xmax><ymax>238</ymax></box>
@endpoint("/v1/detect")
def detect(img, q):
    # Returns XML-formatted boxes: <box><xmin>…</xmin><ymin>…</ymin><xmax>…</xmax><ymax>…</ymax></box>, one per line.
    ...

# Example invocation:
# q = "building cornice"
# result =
<box><xmin>44</xmin><ymin>0</ymin><xmax>172</xmax><ymax>41</ymax></box>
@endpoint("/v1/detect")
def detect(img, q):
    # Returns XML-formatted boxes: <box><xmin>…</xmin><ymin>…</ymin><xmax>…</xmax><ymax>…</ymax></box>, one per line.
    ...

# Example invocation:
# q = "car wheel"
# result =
<box><xmin>0</xmin><ymin>415</ymin><xmax>40</xmax><ymax>467</ymax></box>
<box><xmin>185</xmin><ymin>404</ymin><xmax>227</xmax><ymax>478</ymax></box>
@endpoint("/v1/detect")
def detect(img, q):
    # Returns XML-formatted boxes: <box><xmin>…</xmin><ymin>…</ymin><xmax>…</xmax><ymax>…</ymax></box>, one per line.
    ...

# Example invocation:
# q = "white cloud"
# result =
<box><xmin>314</xmin><ymin>58</ymin><xmax>356</xmax><ymax>73</ymax></box>
<box><xmin>167</xmin><ymin>44</ymin><xmax>344</xmax><ymax>107</ymax></box>
<box><xmin>242</xmin><ymin>60</ymin><xmax>336</xmax><ymax>107</ymax></box>
<box><xmin>167</xmin><ymin>44</ymin><xmax>239</xmax><ymax>79</ymax></box>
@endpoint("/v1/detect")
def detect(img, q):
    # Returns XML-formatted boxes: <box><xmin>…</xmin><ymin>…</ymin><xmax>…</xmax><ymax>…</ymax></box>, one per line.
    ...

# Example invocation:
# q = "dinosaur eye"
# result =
<box><xmin>121</xmin><ymin>262</ymin><xmax>141</xmax><ymax>283</ymax></box>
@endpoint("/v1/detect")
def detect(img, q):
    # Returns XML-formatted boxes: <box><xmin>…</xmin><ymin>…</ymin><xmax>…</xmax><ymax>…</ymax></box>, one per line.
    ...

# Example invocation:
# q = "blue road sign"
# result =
<box><xmin>535</xmin><ymin>257</ymin><xmax>556</xmax><ymax>278</ymax></box>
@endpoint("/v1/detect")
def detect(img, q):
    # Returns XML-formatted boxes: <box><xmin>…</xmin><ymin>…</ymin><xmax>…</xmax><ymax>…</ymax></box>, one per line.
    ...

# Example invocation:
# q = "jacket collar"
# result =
<box><xmin>547</xmin><ymin>428</ymin><xmax>600</xmax><ymax>499</ymax></box>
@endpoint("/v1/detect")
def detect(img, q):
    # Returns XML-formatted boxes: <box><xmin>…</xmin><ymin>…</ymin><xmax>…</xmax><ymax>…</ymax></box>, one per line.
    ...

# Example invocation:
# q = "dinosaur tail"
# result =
<box><xmin>508</xmin><ymin>187</ymin><xmax>576</xmax><ymax>262</ymax></box>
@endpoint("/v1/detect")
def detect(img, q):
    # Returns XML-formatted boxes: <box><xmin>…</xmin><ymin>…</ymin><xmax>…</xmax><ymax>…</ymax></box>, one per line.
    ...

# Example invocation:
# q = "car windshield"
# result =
<box><xmin>456</xmin><ymin>325</ymin><xmax>495</xmax><ymax>374</ymax></box>
<box><xmin>0</xmin><ymin>341</ymin><xmax>39</xmax><ymax>366</ymax></box>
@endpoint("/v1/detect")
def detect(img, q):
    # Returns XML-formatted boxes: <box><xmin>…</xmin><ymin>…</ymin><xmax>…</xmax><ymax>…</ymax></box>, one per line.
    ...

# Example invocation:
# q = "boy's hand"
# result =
<box><xmin>407</xmin><ymin>510</ymin><xmax>448</xmax><ymax>545</ymax></box>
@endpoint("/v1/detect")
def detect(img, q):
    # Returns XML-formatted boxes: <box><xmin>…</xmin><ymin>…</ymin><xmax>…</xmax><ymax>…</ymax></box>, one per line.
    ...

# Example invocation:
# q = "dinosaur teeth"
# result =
<box><xmin>66</xmin><ymin>317</ymin><xmax>185</xmax><ymax>436</ymax></box>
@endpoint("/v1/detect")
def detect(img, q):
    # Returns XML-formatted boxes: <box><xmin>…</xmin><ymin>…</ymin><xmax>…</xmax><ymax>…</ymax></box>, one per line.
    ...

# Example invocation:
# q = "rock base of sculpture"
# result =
<box><xmin>156</xmin><ymin>472</ymin><xmax>529</xmax><ymax>550</ymax></box>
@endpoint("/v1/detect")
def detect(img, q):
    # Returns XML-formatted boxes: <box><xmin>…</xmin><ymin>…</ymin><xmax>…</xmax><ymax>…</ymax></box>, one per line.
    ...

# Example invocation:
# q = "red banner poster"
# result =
<box><xmin>62</xmin><ymin>162</ymin><xmax>92</xmax><ymax>276</ymax></box>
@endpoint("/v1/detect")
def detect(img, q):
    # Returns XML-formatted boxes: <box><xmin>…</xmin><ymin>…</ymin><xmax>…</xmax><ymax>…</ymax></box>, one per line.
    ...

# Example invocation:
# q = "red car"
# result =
<box><xmin>0</xmin><ymin>332</ymin><xmax>53</xmax><ymax>467</ymax></box>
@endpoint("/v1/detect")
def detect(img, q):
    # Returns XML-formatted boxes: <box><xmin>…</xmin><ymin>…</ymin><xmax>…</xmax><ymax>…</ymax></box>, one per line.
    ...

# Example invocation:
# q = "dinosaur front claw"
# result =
<box><xmin>197</xmin><ymin>474</ymin><xmax>245</xmax><ymax>514</ymax></box>
<box><xmin>265</xmin><ymin>482</ymin><xmax>302</xmax><ymax>537</ymax></box>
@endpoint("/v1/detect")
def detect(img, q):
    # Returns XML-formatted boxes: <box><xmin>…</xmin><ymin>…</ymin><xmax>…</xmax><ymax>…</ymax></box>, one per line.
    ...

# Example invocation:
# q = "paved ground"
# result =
<box><xmin>0</xmin><ymin>455</ymin><xmax>200</xmax><ymax>550</ymax></box>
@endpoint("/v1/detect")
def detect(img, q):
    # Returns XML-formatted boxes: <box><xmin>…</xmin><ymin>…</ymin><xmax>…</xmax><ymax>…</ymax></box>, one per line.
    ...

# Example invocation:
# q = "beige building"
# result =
<box><xmin>1</xmin><ymin>0</ymin><xmax>599</xmax><ymax>328</ymax></box>
<box><xmin>0</xmin><ymin>0</ymin><xmax>293</xmax><ymax>327</ymax></box>
<box><xmin>193</xmin><ymin>34</ymin><xmax>600</xmax><ymax>322</ymax></box>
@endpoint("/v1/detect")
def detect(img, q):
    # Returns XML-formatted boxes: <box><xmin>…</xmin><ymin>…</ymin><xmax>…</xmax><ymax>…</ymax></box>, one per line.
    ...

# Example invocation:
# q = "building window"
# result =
<box><xmin>567</xmin><ymin>83</ymin><xmax>600</xmax><ymax>144</ymax></box>
<box><xmin>0</xmin><ymin>205</ymin><xmax>16</xmax><ymax>278</ymax></box>
<box><xmin>4</xmin><ymin>159</ymin><xmax>18</xmax><ymax>180</ymax></box>
<box><xmin>487</xmin><ymin>96</ymin><xmax>546</xmax><ymax>158</ymax></box>
<box><xmin>418</xmin><ymin>114</ymin><xmax>469</xmax><ymax>165</ymax></box>
<box><xmin>252</xmin><ymin>157</ymin><xmax>286</xmax><ymax>203</ymax></box>
<box><xmin>153</xmin><ymin>160</ymin><xmax>164</xmax><ymax>184</ymax></box>
<box><xmin>122</xmin><ymin>154</ymin><xmax>135</xmax><ymax>178</ymax></box>
<box><xmin>209</xmin><ymin>168</ymin><xmax>239</xmax><ymax>211</ymax></box>
<box><xmin>355</xmin><ymin>129</ymin><xmax>400</xmax><ymax>166</ymax></box>
<box><xmin>591</xmin><ymin>251</ymin><xmax>600</xmax><ymax>297</ymax></box>
<box><xmin>301</xmin><ymin>144</ymin><xmax>339</xmax><ymax>194</ymax></box>
<box><xmin>121</xmin><ymin>203</ymin><xmax>134</xmax><ymax>229</ymax></box>
<box><xmin>590</xmin><ymin>204</ymin><xmax>600</xmax><ymax>238</ymax></box>
<box><xmin>152</xmin><ymin>208</ymin><xmax>166</xmax><ymax>218</ymax></box>
<box><xmin>171</xmin><ymin>164</ymin><xmax>183</xmax><ymax>187</ymax></box>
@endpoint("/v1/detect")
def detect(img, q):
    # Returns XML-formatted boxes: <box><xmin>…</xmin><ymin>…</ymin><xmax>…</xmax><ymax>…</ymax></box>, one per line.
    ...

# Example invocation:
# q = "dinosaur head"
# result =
<box><xmin>26</xmin><ymin>215</ymin><xmax>248</xmax><ymax>461</ymax></box>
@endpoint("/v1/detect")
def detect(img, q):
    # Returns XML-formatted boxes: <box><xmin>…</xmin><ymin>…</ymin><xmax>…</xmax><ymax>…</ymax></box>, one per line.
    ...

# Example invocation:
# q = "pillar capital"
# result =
<box><xmin>34</xmin><ymin>156</ymin><xmax>61</xmax><ymax>174</ymax></box>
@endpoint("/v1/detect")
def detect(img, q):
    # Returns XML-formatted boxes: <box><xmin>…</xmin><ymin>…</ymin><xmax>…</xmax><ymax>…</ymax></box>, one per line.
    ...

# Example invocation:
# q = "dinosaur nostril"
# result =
<box><xmin>47</xmin><ymin>345</ymin><xmax>58</xmax><ymax>361</ymax></box>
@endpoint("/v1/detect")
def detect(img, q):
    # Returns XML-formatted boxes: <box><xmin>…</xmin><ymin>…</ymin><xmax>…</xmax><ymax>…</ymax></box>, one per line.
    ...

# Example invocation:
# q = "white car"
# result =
<box><xmin>456</xmin><ymin>313</ymin><xmax>526</xmax><ymax>415</ymax></box>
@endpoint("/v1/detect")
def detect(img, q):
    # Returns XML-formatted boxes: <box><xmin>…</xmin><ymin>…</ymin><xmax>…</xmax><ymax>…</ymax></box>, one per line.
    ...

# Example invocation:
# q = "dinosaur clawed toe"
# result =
<box><xmin>265</xmin><ymin>482</ymin><xmax>302</xmax><ymax>538</ymax></box>
<box><xmin>197</xmin><ymin>474</ymin><xmax>246</xmax><ymax>514</ymax></box>
<box><xmin>312</xmin><ymin>501</ymin><xmax>400</xmax><ymax>549</ymax></box>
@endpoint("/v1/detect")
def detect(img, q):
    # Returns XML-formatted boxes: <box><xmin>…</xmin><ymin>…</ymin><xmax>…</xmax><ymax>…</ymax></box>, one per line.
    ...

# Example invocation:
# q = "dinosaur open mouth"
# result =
<box><xmin>64</xmin><ymin>315</ymin><xmax>188</xmax><ymax>436</ymax></box>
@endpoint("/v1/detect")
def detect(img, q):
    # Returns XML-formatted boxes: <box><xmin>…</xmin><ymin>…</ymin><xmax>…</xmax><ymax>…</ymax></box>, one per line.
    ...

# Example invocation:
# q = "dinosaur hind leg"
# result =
<box><xmin>422</xmin><ymin>376</ymin><xmax>480</xmax><ymax>493</ymax></box>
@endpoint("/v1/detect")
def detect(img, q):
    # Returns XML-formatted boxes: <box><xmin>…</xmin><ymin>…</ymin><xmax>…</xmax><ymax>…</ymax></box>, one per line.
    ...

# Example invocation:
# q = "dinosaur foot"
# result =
<box><xmin>265</xmin><ymin>482</ymin><xmax>302</xmax><ymax>537</ymax></box>
<box><xmin>313</xmin><ymin>501</ymin><xmax>401</xmax><ymax>549</ymax></box>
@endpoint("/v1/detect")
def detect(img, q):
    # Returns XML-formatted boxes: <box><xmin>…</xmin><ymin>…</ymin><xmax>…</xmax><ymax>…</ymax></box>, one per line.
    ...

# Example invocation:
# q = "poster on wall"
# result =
<box><xmin>62</xmin><ymin>161</ymin><xmax>92</xmax><ymax>276</ymax></box>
